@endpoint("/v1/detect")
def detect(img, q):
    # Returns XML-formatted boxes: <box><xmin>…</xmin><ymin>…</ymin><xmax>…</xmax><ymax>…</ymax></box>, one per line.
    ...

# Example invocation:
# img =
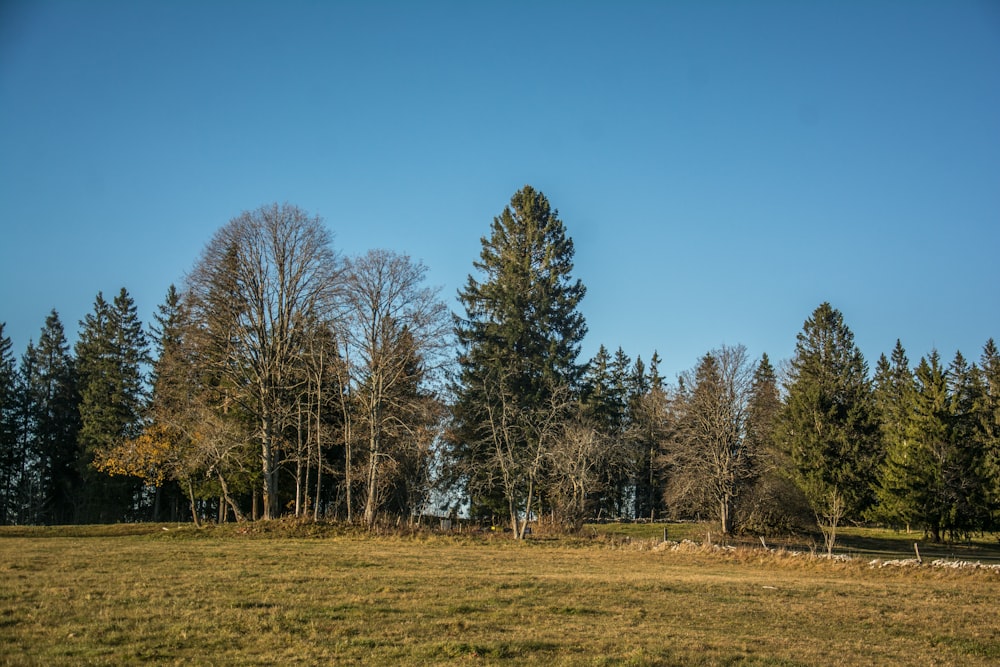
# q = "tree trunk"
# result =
<box><xmin>186</xmin><ymin>478</ymin><xmax>201</xmax><ymax>528</ymax></box>
<box><xmin>363</xmin><ymin>432</ymin><xmax>379</xmax><ymax>527</ymax></box>
<box><xmin>218</xmin><ymin>472</ymin><xmax>245</xmax><ymax>522</ymax></box>
<box><xmin>720</xmin><ymin>497</ymin><xmax>733</xmax><ymax>536</ymax></box>
<box><xmin>261</xmin><ymin>412</ymin><xmax>276</xmax><ymax>520</ymax></box>
<box><xmin>152</xmin><ymin>485</ymin><xmax>162</xmax><ymax>522</ymax></box>
<box><xmin>517</xmin><ymin>478</ymin><xmax>536</xmax><ymax>540</ymax></box>
<box><xmin>313</xmin><ymin>404</ymin><xmax>323</xmax><ymax>521</ymax></box>
<box><xmin>294</xmin><ymin>404</ymin><xmax>304</xmax><ymax>517</ymax></box>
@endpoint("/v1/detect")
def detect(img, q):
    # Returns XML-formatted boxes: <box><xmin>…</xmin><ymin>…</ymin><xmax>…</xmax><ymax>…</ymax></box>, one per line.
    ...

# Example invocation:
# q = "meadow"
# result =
<box><xmin>1</xmin><ymin>523</ymin><xmax>997</xmax><ymax>665</ymax></box>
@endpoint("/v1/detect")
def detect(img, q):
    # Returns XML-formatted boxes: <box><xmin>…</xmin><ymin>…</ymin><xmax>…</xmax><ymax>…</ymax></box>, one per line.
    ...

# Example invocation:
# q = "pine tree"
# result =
<box><xmin>0</xmin><ymin>324</ymin><xmax>18</xmax><ymax>523</ymax></box>
<box><xmin>27</xmin><ymin>311</ymin><xmax>80</xmax><ymax>524</ymax></box>
<box><xmin>579</xmin><ymin>345</ymin><xmax>619</xmax><ymax>518</ymax></box>
<box><xmin>451</xmin><ymin>185</ymin><xmax>587</xmax><ymax>529</ymax></box>
<box><xmin>944</xmin><ymin>351</ymin><xmax>989</xmax><ymax>537</ymax></box>
<box><xmin>980</xmin><ymin>339</ymin><xmax>1000</xmax><ymax>526</ymax></box>
<box><xmin>632</xmin><ymin>351</ymin><xmax>668</xmax><ymax>520</ymax></box>
<box><xmin>742</xmin><ymin>352</ymin><xmax>811</xmax><ymax>533</ymax></box>
<box><xmin>906</xmin><ymin>352</ymin><xmax>951</xmax><ymax>541</ymax></box>
<box><xmin>604</xmin><ymin>347</ymin><xmax>637</xmax><ymax>516</ymax></box>
<box><xmin>93</xmin><ymin>285</ymin><xmax>197</xmax><ymax>521</ymax></box>
<box><xmin>75</xmin><ymin>289</ymin><xmax>150</xmax><ymax>522</ymax></box>
<box><xmin>777</xmin><ymin>303</ymin><xmax>878</xmax><ymax>553</ymax></box>
<box><xmin>872</xmin><ymin>340</ymin><xmax>918</xmax><ymax>527</ymax></box>
<box><xmin>747</xmin><ymin>353</ymin><xmax>781</xmax><ymax>454</ymax></box>
<box><xmin>580</xmin><ymin>345</ymin><xmax>613</xmax><ymax>426</ymax></box>
<box><xmin>8</xmin><ymin>344</ymin><xmax>38</xmax><ymax>524</ymax></box>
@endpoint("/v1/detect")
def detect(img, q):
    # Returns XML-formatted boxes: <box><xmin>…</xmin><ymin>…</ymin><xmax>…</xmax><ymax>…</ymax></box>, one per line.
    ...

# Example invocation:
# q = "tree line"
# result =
<box><xmin>1</xmin><ymin>191</ymin><xmax>997</xmax><ymax>545</ymax></box>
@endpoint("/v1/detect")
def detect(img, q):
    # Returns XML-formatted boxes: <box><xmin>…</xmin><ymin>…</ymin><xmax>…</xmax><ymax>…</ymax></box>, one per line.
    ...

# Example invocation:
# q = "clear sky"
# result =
<box><xmin>1</xmin><ymin>0</ymin><xmax>998</xmax><ymax>382</ymax></box>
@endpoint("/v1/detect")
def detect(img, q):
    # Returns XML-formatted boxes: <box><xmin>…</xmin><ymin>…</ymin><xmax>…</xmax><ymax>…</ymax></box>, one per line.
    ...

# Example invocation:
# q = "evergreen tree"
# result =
<box><xmin>632</xmin><ymin>351</ymin><xmax>667</xmax><ymax>520</ymax></box>
<box><xmin>9</xmin><ymin>344</ymin><xmax>38</xmax><ymax>524</ymax></box>
<box><xmin>740</xmin><ymin>352</ymin><xmax>811</xmax><ymax>533</ymax></box>
<box><xmin>872</xmin><ymin>341</ymin><xmax>918</xmax><ymax>527</ymax></box>
<box><xmin>777</xmin><ymin>303</ymin><xmax>878</xmax><ymax>552</ymax></box>
<box><xmin>980</xmin><ymin>339</ymin><xmax>1000</xmax><ymax>526</ymax></box>
<box><xmin>944</xmin><ymin>351</ymin><xmax>989</xmax><ymax>537</ymax></box>
<box><xmin>93</xmin><ymin>285</ymin><xmax>197</xmax><ymax>522</ymax></box>
<box><xmin>579</xmin><ymin>345</ymin><xmax>619</xmax><ymax>518</ymax></box>
<box><xmin>747</xmin><ymin>353</ymin><xmax>781</xmax><ymax>455</ymax></box>
<box><xmin>451</xmin><ymin>185</ymin><xmax>587</xmax><ymax>527</ymax></box>
<box><xmin>905</xmin><ymin>353</ymin><xmax>952</xmax><ymax>541</ymax></box>
<box><xmin>880</xmin><ymin>350</ymin><xmax>990</xmax><ymax>542</ymax></box>
<box><xmin>75</xmin><ymin>289</ymin><xmax>150</xmax><ymax>522</ymax></box>
<box><xmin>27</xmin><ymin>311</ymin><xmax>80</xmax><ymax>524</ymax></box>
<box><xmin>608</xmin><ymin>347</ymin><xmax>632</xmax><ymax>435</ymax></box>
<box><xmin>581</xmin><ymin>346</ymin><xmax>635</xmax><ymax>517</ymax></box>
<box><xmin>580</xmin><ymin>345</ymin><xmax>613</xmax><ymax>427</ymax></box>
<box><xmin>0</xmin><ymin>324</ymin><xmax>19</xmax><ymax>523</ymax></box>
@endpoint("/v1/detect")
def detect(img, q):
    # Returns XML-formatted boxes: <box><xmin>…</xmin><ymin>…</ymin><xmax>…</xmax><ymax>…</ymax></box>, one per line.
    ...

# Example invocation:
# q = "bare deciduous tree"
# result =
<box><xmin>664</xmin><ymin>344</ymin><xmax>756</xmax><ymax>535</ymax></box>
<box><xmin>340</xmin><ymin>249</ymin><xmax>450</xmax><ymax>527</ymax></box>
<box><xmin>184</xmin><ymin>203</ymin><xmax>342</xmax><ymax>519</ymax></box>
<box><xmin>475</xmin><ymin>372</ymin><xmax>571</xmax><ymax>538</ymax></box>
<box><xmin>547</xmin><ymin>419</ymin><xmax>625</xmax><ymax>531</ymax></box>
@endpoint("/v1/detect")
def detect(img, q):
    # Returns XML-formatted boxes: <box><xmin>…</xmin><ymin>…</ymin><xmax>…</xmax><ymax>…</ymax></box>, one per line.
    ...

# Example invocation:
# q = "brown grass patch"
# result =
<box><xmin>0</xmin><ymin>525</ymin><xmax>996</xmax><ymax>665</ymax></box>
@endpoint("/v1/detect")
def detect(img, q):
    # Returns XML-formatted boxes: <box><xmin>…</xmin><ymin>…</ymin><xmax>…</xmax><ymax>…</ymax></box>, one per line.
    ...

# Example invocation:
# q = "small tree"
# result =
<box><xmin>547</xmin><ymin>417</ymin><xmax>630</xmax><ymax>531</ymax></box>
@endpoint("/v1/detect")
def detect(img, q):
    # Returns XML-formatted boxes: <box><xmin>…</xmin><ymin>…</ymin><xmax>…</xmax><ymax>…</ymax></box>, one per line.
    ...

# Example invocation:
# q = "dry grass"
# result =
<box><xmin>0</xmin><ymin>524</ymin><xmax>997</xmax><ymax>665</ymax></box>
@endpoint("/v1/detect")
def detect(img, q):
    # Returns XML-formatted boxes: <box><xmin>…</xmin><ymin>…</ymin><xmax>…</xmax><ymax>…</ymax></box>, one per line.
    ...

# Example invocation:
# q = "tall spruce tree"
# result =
<box><xmin>75</xmin><ymin>289</ymin><xmax>150</xmax><ymax>522</ymax></box>
<box><xmin>777</xmin><ymin>303</ymin><xmax>878</xmax><ymax>553</ymax></box>
<box><xmin>451</xmin><ymin>185</ymin><xmax>587</xmax><ymax>528</ymax></box>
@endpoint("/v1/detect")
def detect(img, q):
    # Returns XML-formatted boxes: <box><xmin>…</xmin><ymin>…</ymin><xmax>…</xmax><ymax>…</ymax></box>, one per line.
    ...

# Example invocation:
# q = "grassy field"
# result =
<box><xmin>1</xmin><ymin>523</ymin><xmax>998</xmax><ymax>665</ymax></box>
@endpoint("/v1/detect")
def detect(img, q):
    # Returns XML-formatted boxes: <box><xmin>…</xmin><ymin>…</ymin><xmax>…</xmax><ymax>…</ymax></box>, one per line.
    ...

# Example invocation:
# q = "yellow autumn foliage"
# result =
<box><xmin>93</xmin><ymin>422</ymin><xmax>177</xmax><ymax>487</ymax></box>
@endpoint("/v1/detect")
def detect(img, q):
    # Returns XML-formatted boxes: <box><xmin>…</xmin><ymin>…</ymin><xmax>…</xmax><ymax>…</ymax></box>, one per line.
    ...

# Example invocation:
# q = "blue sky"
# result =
<box><xmin>1</xmin><ymin>0</ymin><xmax>998</xmax><ymax>382</ymax></box>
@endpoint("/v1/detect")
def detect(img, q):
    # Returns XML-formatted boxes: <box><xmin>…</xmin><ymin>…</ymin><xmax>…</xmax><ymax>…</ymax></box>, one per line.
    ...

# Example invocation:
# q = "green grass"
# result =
<box><xmin>0</xmin><ymin>523</ymin><xmax>997</xmax><ymax>665</ymax></box>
